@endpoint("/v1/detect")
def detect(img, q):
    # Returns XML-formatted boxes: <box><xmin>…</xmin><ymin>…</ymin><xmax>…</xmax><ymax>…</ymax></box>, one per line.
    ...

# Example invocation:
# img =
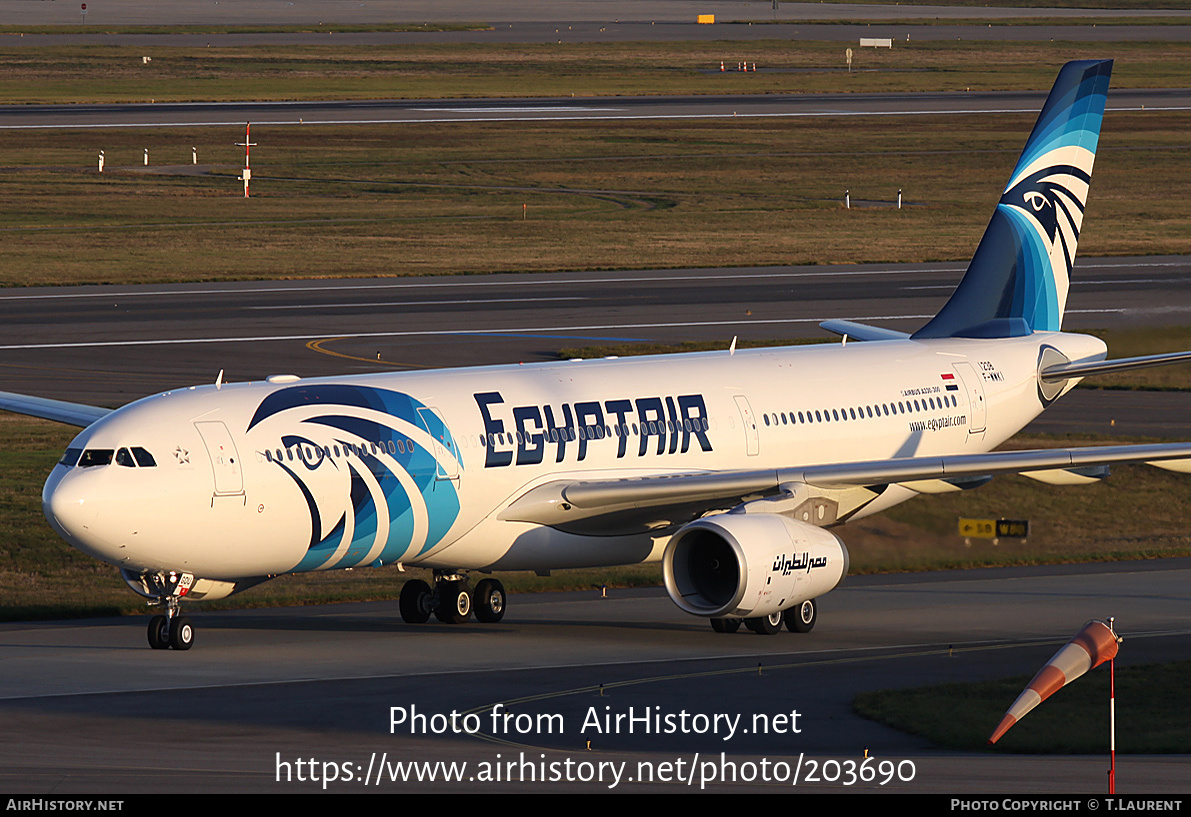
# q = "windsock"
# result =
<box><xmin>988</xmin><ymin>619</ymin><xmax>1119</xmax><ymax>744</ymax></box>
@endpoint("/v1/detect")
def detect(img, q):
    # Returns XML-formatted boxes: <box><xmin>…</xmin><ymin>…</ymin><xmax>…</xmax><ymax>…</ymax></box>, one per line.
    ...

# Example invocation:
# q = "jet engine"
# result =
<box><xmin>662</xmin><ymin>513</ymin><xmax>848</xmax><ymax>619</ymax></box>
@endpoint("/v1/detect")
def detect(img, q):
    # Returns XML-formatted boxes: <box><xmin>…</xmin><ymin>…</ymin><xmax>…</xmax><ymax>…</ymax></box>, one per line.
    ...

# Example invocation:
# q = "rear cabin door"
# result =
<box><xmin>952</xmin><ymin>362</ymin><xmax>988</xmax><ymax>435</ymax></box>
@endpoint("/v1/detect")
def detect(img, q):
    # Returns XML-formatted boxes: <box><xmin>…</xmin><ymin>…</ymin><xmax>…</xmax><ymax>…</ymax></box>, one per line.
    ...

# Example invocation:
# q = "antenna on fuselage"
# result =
<box><xmin>729</xmin><ymin>336</ymin><xmax>737</xmax><ymax>356</ymax></box>
<box><xmin>215</xmin><ymin>369</ymin><xmax>224</xmax><ymax>390</ymax></box>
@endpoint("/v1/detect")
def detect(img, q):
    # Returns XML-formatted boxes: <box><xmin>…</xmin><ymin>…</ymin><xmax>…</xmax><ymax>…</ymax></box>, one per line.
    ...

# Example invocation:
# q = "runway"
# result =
<box><xmin>4</xmin><ymin>88</ymin><xmax>1191</xmax><ymax>130</ymax></box>
<box><xmin>11</xmin><ymin>25</ymin><xmax>1191</xmax><ymax>51</ymax></box>
<box><xmin>1</xmin><ymin>559</ymin><xmax>1187</xmax><ymax>792</ymax></box>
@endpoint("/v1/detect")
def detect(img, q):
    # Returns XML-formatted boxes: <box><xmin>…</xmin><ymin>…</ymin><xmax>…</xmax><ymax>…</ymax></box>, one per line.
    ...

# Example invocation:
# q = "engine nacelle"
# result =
<box><xmin>662</xmin><ymin>513</ymin><xmax>849</xmax><ymax>619</ymax></box>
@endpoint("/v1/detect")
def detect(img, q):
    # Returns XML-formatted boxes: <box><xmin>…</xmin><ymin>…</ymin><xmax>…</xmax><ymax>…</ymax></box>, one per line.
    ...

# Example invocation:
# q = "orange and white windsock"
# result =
<box><xmin>988</xmin><ymin>619</ymin><xmax>1119</xmax><ymax>744</ymax></box>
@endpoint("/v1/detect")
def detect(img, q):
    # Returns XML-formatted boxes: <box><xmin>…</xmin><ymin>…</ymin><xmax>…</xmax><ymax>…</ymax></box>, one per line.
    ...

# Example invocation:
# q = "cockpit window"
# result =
<box><xmin>78</xmin><ymin>449</ymin><xmax>114</xmax><ymax>467</ymax></box>
<box><xmin>115</xmin><ymin>448</ymin><xmax>136</xmax><ymax>467</ymax></box>
<box><xmin>58</xmin><ymin>448</ymin><xmax>83</xmax><ymax>467</ymax></box>
<box><xmin>132</xmin><ymin>447</ymin><xmax>157</xmax><ymax>467</ymax></box>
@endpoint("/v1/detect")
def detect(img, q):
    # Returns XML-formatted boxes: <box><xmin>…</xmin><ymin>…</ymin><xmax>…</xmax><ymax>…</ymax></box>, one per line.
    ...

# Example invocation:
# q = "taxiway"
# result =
<box><xmin>1</xmin><ymin>559</ymin><xmax>1187</xmax><ymax>792</ymax></box>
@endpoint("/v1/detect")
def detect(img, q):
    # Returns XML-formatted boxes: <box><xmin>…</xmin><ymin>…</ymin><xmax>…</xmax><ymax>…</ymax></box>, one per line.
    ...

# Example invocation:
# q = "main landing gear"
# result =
<box><xmin>709</xmin><ymin>598</ymin><xmax>818</xmax><ymax>636</ymax></box>
<box><xmin>399</xmin><ymin>571</ymin><xmax>506</xmax><ymax>625</ymax></box>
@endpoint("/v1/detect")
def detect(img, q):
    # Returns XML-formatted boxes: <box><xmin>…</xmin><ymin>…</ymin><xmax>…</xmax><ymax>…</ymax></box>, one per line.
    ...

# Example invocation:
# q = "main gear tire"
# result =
<box><xmin>786</xmin><ymin>599</ymin><xmax>817</xmax><ymax>633</ymax></box>
<box><xmin>473</xmin><ymin>579</ymin><xmax>506</xmax><ymax>623</ymax></box>
<box><xmin>399</xmin><ymin>579</ymin><xmax>433</xmax><ymax>624</ymax></box>
<box><xmin>744</xmin><ymin>611</ymin><xmax>783</xmax><ymax>635</ymax></box>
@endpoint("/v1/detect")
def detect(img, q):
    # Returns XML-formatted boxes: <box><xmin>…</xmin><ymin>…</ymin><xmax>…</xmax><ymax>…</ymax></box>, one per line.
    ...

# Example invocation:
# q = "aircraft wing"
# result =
<box><xmin>502</xmin><ymin>442</ymin><xmax>1191</xmax><ymax>530</ymax></box>
<box><xmin>0</xmin><ymin>390</ymin><xmax>111</xmax><ymax>428</ymax></box>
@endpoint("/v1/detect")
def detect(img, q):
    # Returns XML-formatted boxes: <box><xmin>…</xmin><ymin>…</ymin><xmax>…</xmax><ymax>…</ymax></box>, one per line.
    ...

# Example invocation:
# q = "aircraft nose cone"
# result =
<box><xmin>43</xmin><ymin>468</ymin><xmax>106</xmax><ymax>557</ymax></box>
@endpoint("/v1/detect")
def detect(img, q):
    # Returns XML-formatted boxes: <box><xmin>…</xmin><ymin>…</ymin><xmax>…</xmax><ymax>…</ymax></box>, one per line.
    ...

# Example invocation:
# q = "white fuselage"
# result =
<box><xmin>42</xmin><ymin>331</ymin><xmax>1105</xmax><ymax>582</ymax></box>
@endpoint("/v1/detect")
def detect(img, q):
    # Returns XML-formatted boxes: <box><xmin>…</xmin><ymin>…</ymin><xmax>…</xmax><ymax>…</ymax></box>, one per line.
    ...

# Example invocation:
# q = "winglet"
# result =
<box><xmin>913</xmin><ymin>60</ymin><xmax>1113</xmax><ymax>340</ymax></box>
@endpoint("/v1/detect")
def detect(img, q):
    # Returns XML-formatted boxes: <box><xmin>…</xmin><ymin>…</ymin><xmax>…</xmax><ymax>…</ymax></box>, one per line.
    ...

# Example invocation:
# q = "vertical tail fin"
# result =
<box><xmin>913</xmin><ymin>59</ymin><xmax>1112</xmax><ymax>339</ymax></box>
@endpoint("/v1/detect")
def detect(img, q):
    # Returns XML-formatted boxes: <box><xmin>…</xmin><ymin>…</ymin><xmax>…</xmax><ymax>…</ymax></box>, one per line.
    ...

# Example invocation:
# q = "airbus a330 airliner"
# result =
<box><xmin>5</xmin><ymin>59</ymin><xmax>1191</xmax><ymax>650</ymax></box>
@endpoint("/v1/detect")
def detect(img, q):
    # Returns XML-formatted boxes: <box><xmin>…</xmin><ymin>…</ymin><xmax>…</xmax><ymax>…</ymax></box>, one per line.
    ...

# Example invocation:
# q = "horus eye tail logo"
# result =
<box><xmin>1001</xmin><ymin>160</ymin><xmax>1093</xmax><ymax>281</ymax></box>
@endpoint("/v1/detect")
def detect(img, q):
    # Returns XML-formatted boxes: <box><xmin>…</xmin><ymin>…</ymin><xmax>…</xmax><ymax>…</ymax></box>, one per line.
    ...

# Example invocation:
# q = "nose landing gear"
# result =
<box><xmin>136</xmin><ymin>571</ymin><xmax>195</xmax><ymax>651</ymax></box>
<box><xmin>147</xmin><ymin>611</ymin><xmax>194</xmax><ymax>650</ymax></box>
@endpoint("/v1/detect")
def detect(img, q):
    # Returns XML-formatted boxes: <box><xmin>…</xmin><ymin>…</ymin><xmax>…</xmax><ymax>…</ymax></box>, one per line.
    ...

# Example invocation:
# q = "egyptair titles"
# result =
<box><xmin>475</xmin><ymin>391</ymin><xmax>712</xmax><ymax>468</ymax></box>
<box><xmin>772</xmin><ymin>552</ymin><xmax>829</xmax><ymax>576</ymax></box>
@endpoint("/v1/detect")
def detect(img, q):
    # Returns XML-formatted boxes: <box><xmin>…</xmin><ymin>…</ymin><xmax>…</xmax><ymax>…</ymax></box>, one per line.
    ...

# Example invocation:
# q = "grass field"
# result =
<box><xmin>0</xmin><ymin>40</ymin><xmax>1190</xmax><ymax>105</ymax></box>
<box><xmin>0</xmin><ymin>108</ymin><xmax>1188</xmax><ymax>286</ymax></box>
<box><xmin>855</xmin><ymin>660</ymin><xmax>1191</xmax><ymax>753</ymax></box>
<box><xmin>0</xmin><ymin>41</ymin><xmax>1185</xmax><ymax>287</ymax></box>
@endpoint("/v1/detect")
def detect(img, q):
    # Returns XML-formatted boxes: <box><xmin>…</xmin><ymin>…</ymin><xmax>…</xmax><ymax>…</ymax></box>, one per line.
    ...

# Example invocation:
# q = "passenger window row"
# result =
<box><xmin>264</xmin><ymin>439</ymin><xmax>417</xmax><ymax>464</ymax></box>
<box><xmin>763</xmin><ymin>394</ymin><xmax>960</xmax><ymax>427</ymax></box>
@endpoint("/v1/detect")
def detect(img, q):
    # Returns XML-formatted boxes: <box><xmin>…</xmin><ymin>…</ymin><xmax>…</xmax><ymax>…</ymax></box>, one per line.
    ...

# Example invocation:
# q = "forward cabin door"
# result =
<box><xmin>194</xmin><ymin>420</ymin><xmax>245</xmax><ymax>502</ymax></box>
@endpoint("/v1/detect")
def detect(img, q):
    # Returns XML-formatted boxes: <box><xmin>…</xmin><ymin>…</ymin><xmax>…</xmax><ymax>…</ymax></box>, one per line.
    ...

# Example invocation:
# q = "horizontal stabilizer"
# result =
<box><xmin>0</xmin><ymin>390</ymin><xmax>110</xmax><ymax>428</ymax></box>
<box><xmin>819</xmin><ymin>320</ymin><xmax>910</xmax><ymax>342</ymax></box>
<box><xmin>1040</xmin><ymin>349</ymin><xmax>1191</xmax><ymax>382</ymax></box>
